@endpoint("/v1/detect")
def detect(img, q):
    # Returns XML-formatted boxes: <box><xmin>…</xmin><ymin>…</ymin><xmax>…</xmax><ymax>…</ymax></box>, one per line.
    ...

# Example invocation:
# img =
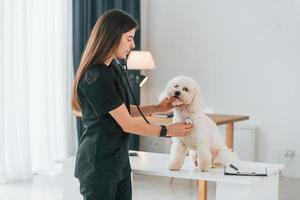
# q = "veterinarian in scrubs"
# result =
<box><xmin>71</xmin><ymin>9</ymin><xmax>193</xmax><ymax>200</ymax></box>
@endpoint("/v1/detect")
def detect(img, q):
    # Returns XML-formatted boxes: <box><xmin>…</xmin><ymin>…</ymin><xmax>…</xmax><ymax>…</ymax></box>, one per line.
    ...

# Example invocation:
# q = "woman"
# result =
<box><xmin>71</xmin><ymin>9</ymin><xmax>193</xmax><ymax>200</ymax></box>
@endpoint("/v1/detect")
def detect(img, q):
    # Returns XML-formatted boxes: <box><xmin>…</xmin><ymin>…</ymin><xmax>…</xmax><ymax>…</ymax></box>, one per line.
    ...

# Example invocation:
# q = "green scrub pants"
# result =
<box><xmin>80</xmin><ymin>176</ymin><xmax>132</xmax><ymax>200</ymax></box>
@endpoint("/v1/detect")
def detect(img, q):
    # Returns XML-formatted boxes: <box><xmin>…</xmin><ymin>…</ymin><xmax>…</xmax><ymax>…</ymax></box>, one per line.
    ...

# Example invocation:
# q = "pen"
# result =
<box><xmin>229</xmin><ymin>164</ymin><xmax>239</xmax><ymax>171</ymax></box>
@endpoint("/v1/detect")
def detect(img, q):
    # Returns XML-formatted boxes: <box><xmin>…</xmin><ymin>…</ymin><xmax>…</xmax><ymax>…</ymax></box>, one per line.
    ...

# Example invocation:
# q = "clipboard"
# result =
<box><xmin>224</xmin><ymin>164</ymin><xmax>268</xmax><ymax>176</ymax></box>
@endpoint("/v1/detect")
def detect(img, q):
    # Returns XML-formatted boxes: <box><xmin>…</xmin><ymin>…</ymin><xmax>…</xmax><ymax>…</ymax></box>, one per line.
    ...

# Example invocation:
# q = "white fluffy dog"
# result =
<box><xmin>160</xmin><ymin>76</ymin><xmax>238</xmax><ymax>172</ymax></box>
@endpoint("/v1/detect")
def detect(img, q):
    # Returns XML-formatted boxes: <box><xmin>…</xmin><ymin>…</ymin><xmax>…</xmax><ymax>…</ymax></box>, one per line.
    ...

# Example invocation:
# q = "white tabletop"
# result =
<box><xmin>58</xmin><ymin>151</ymin><xmax>284</xmax><ymax>185</ymax></box>
<box><xmin>130</xmin><ymin>151</ymin><xmax>285</xmax><ymax>185</ymax></box>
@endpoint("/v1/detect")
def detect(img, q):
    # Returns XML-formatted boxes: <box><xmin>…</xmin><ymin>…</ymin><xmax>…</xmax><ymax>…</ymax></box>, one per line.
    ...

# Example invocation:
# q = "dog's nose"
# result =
<box><xmin>175</xmin><ymin>91</ymin><xmax>181</xmax><ymax>97</ymax></box>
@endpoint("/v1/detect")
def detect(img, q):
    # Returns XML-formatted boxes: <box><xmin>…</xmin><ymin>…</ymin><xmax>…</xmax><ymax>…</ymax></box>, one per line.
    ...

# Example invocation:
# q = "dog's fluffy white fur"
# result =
<box><xmin>160</xmin><ymin>76</ymin><xmax>238</xmax><ymax>172</ymax></box>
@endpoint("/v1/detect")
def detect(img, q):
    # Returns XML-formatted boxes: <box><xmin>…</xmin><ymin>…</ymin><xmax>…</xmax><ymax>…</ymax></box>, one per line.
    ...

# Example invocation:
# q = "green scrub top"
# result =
<box><xmin>74</xmin><ymin>61</ymin><xmax>131</xmax><ymax>184</ymax></box>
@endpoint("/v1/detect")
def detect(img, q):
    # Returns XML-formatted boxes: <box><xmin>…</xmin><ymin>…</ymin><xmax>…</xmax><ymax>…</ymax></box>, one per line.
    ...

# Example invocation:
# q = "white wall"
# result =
<box><xmin>140</xmin><ymin>0</ymin><xmax>300</xmax><ymax>177</ymax></box>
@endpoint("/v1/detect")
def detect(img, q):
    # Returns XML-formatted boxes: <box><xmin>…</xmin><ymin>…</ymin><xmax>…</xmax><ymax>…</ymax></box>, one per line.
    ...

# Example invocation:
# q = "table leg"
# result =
<box><xmin>198</xmin><ymin>180</ymin><xmax>207</xmax><ymax>200</ymax></box>
<box><xmin>226</xmin><ymin>123</ymin><xmax>234</xmax><ymax>150</ymax></box>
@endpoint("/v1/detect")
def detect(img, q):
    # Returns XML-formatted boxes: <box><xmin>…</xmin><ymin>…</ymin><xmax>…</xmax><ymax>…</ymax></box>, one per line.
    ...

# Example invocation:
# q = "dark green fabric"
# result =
<box><xmin>80</xmin><ymin>175</ymin><xmax>132</xmax><ymax>200</ymax></box>
<box><xmin>75</xmin><ymin>63</ymin><xmax>132</xmax><ymax>184</ymax></box>
<box><xmin>73</xmin><ymin>0</ymin><xmax>141</xmax><ymax>149</ymax></box>
<box><xmin>73</xmin><ymin>0</ymin><xmax>141</xmax><ymax>71</ymax></box>
<box><xmin>79</xmin><ymin>65</ymin><xmax>124</xmax><ymax>117</ymax></box>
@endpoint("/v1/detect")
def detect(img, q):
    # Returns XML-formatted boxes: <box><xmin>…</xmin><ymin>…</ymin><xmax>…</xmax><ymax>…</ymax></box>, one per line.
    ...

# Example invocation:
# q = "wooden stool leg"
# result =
<box><xmin>226</xmin><ymin>123</ymin><xmax>234</xmax><ymax>150</ymax></box>
<box><xmin>198</xmin><ymin>180</ymin><xmax>207</xmax><ymax>200</ymax></box>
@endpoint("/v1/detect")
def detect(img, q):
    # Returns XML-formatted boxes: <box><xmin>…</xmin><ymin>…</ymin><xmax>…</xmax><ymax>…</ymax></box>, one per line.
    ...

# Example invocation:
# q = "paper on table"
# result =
<box><xmin>224</xmin><ymin>163</ymin><xmax>268</xmax><ymax>176</ymax></box>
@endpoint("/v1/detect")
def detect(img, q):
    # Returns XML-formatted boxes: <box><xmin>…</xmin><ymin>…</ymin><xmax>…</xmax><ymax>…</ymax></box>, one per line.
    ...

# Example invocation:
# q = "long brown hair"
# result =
<box><xmin>71</xmin><ymin>9</ymin><xmax>138</xmax><ymax>114</ymax></box>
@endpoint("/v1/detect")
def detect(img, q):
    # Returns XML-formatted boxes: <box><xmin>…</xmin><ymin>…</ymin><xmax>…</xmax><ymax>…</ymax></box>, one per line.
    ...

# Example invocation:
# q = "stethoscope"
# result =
<box><xmin>113</xmin><ymin>56</ymin><xmax>195</xmax><ymax>129</ymax></box>
<box><xmin>113</xmin><ymin>56</ymin><xmax>150</xmax><ymax>124</ymax></box>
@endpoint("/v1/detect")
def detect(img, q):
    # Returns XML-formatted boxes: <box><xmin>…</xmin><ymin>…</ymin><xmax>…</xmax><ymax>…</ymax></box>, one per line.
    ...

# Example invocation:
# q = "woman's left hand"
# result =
<box><xmin>157</xmin><ymin>97</ymin><xmax>178</xmax><ymax>112</ymax></box>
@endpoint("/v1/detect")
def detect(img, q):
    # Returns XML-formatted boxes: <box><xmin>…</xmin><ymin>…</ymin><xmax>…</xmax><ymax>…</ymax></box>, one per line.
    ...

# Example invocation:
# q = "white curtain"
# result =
<box><xmin>0</xmin><ymin>0</ymin><xmax>76</xmax><ymax>183</ymax></box>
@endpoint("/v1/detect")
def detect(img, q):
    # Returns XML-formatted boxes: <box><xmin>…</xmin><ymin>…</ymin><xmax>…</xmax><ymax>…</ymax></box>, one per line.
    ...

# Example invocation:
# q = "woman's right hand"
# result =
<box><xmin>167</xmin><ymin>122</ymin><xmax>193</xmax><ymax>137</ymax></box>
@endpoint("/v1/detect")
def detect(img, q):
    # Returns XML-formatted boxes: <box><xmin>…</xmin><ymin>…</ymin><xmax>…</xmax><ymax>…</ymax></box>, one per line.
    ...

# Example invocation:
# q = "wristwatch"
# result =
<box><xmin>159</xmin><ymin>125</ymin><xmax>168</xmax><ymax>137</ymax></box>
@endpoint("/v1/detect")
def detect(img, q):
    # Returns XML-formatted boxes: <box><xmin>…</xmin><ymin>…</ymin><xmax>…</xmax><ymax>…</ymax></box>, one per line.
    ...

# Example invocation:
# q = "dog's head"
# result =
<box><xmin>160</xmin><ymin>76</ymin><xmax>203</xmax><ymax>113</ymax></box>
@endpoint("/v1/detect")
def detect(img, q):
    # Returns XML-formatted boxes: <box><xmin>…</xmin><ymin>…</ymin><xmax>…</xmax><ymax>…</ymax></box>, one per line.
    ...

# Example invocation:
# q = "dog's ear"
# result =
<box><xmin>188</xmin><ymin>84</ymin><xmax>204</xmax><ymax>112</ymax></box>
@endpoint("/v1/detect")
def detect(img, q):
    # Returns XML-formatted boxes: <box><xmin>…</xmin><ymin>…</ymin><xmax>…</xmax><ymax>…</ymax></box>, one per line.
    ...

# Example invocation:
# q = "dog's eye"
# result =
<box><xmin>174</xmin><ymin>85</ymin><xmax>179</xmax><ymax>88</ymax></box>
<box><xmin>183</xmin><ymin>87</ymin><xmax>189</xmax><ymax>92</ymax></box>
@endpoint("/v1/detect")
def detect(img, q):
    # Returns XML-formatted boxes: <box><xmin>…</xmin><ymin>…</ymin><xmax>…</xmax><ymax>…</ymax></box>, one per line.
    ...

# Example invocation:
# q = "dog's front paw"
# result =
<box><xmin>168</xmin><ymin>161</ymin><xmax>182</xmax><ymax>171</ymax></box>
<box><xmin>211</xmin><ymin>163</ymin><xmax>223</xmax><ymax>168</ymax></box>
<box><xmin>198</xmin><ymin>162</ymin><xmax>212</xmax><ymax>172</ymax></box>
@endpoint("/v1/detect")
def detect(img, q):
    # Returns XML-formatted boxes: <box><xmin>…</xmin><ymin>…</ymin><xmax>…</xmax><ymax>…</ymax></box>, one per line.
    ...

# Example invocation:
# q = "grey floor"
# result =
<box><xmin>0</xmin><ymin>173</ymin><xmax>299</xmax><ymax>200</ymax></box>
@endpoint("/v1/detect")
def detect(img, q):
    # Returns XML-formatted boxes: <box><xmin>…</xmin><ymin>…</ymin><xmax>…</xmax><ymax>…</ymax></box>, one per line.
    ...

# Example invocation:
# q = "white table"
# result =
<box><xmin>59</xmin><ymin>151</ymin><xmax>284</xmax><ymax>200</ymax></box>
<box><xmin>130</xmin><ymin>151</ymin><xmax>284</xmax><ymax>200</ymax></box>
